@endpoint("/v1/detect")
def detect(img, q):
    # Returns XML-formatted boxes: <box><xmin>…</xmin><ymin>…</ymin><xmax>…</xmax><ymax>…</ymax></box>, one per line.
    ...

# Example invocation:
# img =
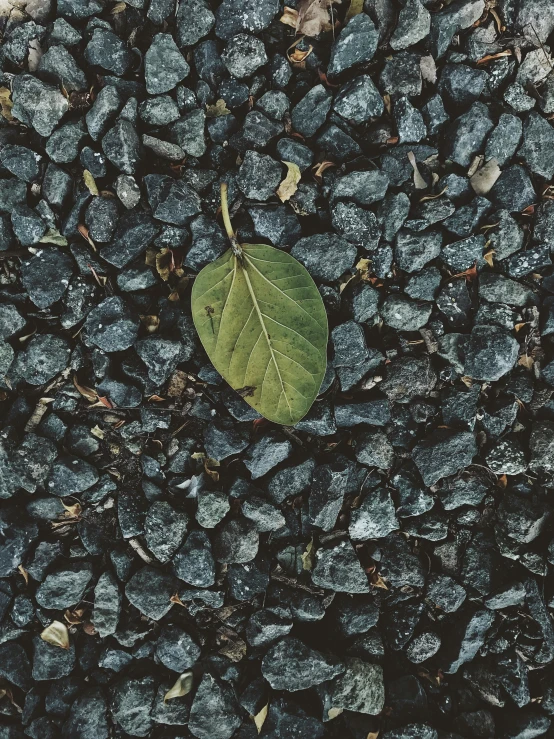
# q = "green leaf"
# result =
<box><xmin>40</xmin><ymin>228</ymin><xmax>68</xmax><ymax>246</ymax></box>
<box><xmin>191</xmin><ymin>242</ymin><xmax>328</xmax><ymax>426</ymax></box>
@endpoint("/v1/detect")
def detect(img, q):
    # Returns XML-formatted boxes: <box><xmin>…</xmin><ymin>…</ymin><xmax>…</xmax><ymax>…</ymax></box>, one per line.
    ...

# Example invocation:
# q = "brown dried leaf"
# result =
<box><xmin>62</xmin><ymin>500</ymin><xmax>82</xmax><ymax>518</ymax></box>
<box><xmin>73</xmin><ymin>375</ymin><xmax>98</xmax><ymax>403</ymax></box>
<box><xmin>204</xmin><ymin>457</ymin><xmax>220</xmax><ymax>482</ymax></box>
<box><xmin>280</xmin><ymin>6</ymin><xmax>299</xmax><ymax>27</ymax></box>
<box><xmin>252</xmin><ymin>704</ymin><xmax>269</xmax><ymax>734</ymax></box>
<box><xmin>419</xmin><ymin>187</ymin><xmax>448</xmax><ymax>202</ymax></box>
<box><xmin>461</xmin><ymin>375</ymin><xmax>474</xmax><ymax>387</ymax></box>
<box><xmin>276</xmin><ymin>161</ymin><xmax>301</xmax><ymax>202</ymax></box>
<box><xmin>312</xmin><ymin>160</ymin><xmax>336</xmax><ymax>181</ymax></box>
<box><xmin>206</xmin><ymin>99</ymin><xmax>231</xmax><ymax>118</ymax></box>
<box><xmin>288</xmin><ymin>45</ymin><xmax>314</xmax><ymax>64</ymax></box>
<box><xmin>165</xmin><ymin>672</ymin><xmax>193</xmax><ymax>702</ymax></box>
<box><xmin>497</xmin><ymin>474</ymin><xmax>508</xmax><ymax>488</ymax></box>
<box><xmin>167</xmin><ymin>370</ymin><xmax>188</xmax><ymax>398</ymax></box>
<box><xmin>64</xmin><ymin>607</ymin><xmax>85</xmax><ymax>625</ymax></box>
<box><xmin>217</xmin><ymin>626</ymin><xmax>247</xmax><ymax>662</ymax></box>
<box><xmin>156</xmin><ymin>248</ymin><xmax>174</xmax><ymax>281</ymax></box>
<box><xmin>140</xmin><ymin>314</ymin><xmax>160</xmax><ymax>333</ymax></box>
<box><xmin>41</xmin><ymin>621</ymin><xmax>70</xmax><ymax>650</ymax></box>
<box><xmin>0</xmin><ymin>87</ymin><xmax>14</xmax><ymax>123</ymax></box>
<box><xmin>296</xmin><ymin>0</ymin><xmax>338</xmax><ymax>36</ymax></box>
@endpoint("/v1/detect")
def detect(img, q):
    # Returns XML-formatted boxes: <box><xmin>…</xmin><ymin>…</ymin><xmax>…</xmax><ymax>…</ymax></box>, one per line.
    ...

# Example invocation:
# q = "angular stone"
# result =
<box><xmin>312</xmin><ymin>540</ymin><xmax>369</xmax><ymax>593</ymax></box>
<box><xmin>413</xmin><ymin>430</ymin><xmax>477</xmax><ymax>486</ymax></box>
<box><xmin>145</xmin><ymin>33</ymin><xmax>189</xmax><ymax>94</ymax></box>
<box><xmin>262</xmin><ymin>637</ymin><xmax>343</xmax><ymax>691</ymax></box>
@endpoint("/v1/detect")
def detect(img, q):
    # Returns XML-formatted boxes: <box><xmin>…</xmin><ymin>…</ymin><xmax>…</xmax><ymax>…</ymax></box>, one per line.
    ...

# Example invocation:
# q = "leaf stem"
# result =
<box><xmin>220</xmin><ymin>182</ymin><xmax>242</xmax><ymax>257</ymax></box>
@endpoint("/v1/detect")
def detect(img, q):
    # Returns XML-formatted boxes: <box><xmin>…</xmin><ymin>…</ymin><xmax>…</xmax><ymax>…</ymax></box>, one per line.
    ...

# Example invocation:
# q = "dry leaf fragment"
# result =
<box><xmin>252</xmin><ymin>704</ymin><xmax>269</xmax><ymax>734</ymax></box>
<box><xmin>90</xmin><ymin>425</ymin><xmax>105</xmax><ymax>439</ymax></box>
<box><xmin>419</xmin><ymin>187</ymin><xmax>448</xmax><ymax>202</ymax></box>
<box><xmin>296</xmin><ymin>0</ymin><xmax>339</xmax><ymax>36</ymax></box>
<box><xmin>276</xmin><ymin>161</ymin><xmax>301</xmax><ymax>202</ymax></box>
<box><xmin>470</xmin><ymin>158</ymin><xmax>501</xmax><ymax>195</ymax></box>
<box><xmin>518</xmin><ymin>354</ymin><xmax>534</xmax><ymax>369</ymax></box>
<box><xmin>40</xmin><ymin>228</ymin><xmax>68</xmax><ymax>246</ymax></box>
<box><xmin>407</xmin><ymin>151</ymin><xmax>427</xmax><ymax>190</ymax></box>
<box><xmin>167</xmin><ymin>370</ymin><xmax>188</xmax><ymax>398</ymax></box>
<box><xmin>328</xmin><ymin>707</ymin><xmax>344</xmax><ymax>720</ymax></box>
<box><xmin>18</xmin><ymin>565</ymin><xmax>29</xmax><ymax>586</ymax></box>
<box><xmin>288</xmin><ymin>45</ymin><xmax>314</xmax><ymax>63</ymax></box>
<box><xmin>140</xmin><ymin>314</ymin><xmax>160</xmax><ymax>333</ymax></box>
<box><xmin>41</xmin><ymin>621</ymin><xmax>70</xmax><ymax>650</ymax></box>
<box><xmin>111</xmin><ymin>1</ymin><xmax>127</xmax><ymax>12</ymax></box>
<box><xmin>145</xmin><ymin>248</ymin><xmax>157</xmax><ymax>266</ymax></box>
<box><xmin>83</xmin><ymin>169</ymin><xmax>99</xmax><ymax>196</ymax></box>
<box><xmin>206</xmin><ymin>99</ymin><xmax>231</xmax><ymax>117</ymax></box>
<box><xmin>345</xmin><ymin>0</ymin><xmax>363</xmax><ymax>21</ymax></box>
<box><xmin>156</xmin><ymin>248</ymin><xmax>174</xmax><ymax>281</ymax></box>
<box><xmin>0</xmin><ymin>87</ymin><xmax>14</xmax><ymax>123</ymax></box>
<box><xmin>62</xmin><ymin>500</ymin><xmax>82</xmax><ymax>518</ymax></box>
<box><xmin>165</xmin><ymin>672</ymin><xmax>193</xmax><ymax>702</ymax></box>
<box><xmin>483</xmin><ymin>249</ymin><xmax>495</xmax><ymax>267</ymax></box>
<box><xmin>476</xmin><ymin>49</ymin><xmax>512</xmax><ymax>64</ymax></box>
<box><xmin>280</xmin><ymin>6</ymin><xmax>299</xmax><ymax>27</ymax></box>
<box><xmin>301</xmin><ymin>539</ymin><xmax>316</xmax><ymax>571</ymax></box>
<box><xmin>73</xmin><ymin>375</ymin><xmax>98</xmax><ymax>403</ymax></box>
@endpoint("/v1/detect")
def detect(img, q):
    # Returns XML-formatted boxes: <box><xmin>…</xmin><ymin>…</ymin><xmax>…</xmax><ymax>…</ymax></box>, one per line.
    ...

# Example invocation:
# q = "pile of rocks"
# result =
<box><xmin>2</xmin><ymin>0</ymin><xmax>554</xmax><ymax>736</ymax></box>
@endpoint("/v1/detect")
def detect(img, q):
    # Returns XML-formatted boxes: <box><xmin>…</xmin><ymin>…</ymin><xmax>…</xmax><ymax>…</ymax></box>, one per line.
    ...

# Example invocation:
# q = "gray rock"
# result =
<box><xmin>489</xmin><ymin>164</ymin><xmax>536</xmax><ymax>212</ymax></box>
<box><xmin>11</xmin><ymin>205</ymin><xmax>46</xmax><ymax>246</ymax></box>
<box><xmin>20</xmin><ymin>334</ymin><xmax>71</xmax><ymax>386</ymax></box>
<box><xmin>333</xmin><ymin>75</ymin><xmax>383</xmax><ymax>123</ymax></box>
<box><xmin>213</xmin><ymin>517</ymin><xmax>259</xmax><ymax>563</ymax></box>
<box><xmin>196</xmin><ymin>490</ymin><xmax>230</xmax><ymax>528</ymax></box>
<box><xmin>0</xmin><ymin>144</ymin><xmax>41</xmax><ymax>182</ymax></box>
<box><xmin>485</xmin><ymin>113</ymin><xmax>523</xmax><ymax>166</ymax></box>
<box><xmin>85</xmin><ymin>28</ymin><xmax>133</xmax><ymax>75</ymax></box>
<box><xmin>173</xmin><ymin>530</ymin><xmax>215</xmax><ymax>587</ymax></box>
<box><xmin>12</xmin><ymin>74</ymin><xmax>69</xmax><ymax>136</ymax></box>
<box><xmin>291</xmin><ymin>233</ymin><xmax>357</xmax><ymax>282</ymax></box>
<box><xmin>530</xmin><ymin>422</ymin><xmax>554</xmax><ymax>473</ymax></box>
<box><xmin>111</xmin><ymin>676</ymin><xmax>155</xmax><ymax>737</ymax></box>
<box><xmin>84</xmin><ymin>296</ymin><xmax>139</xmax><ymax>352</ymax></box>
<box><xmin>0</xmin><ymin>642</ymin><xmax>31</xmax><ymax>690</ymax></box>
<box><xmin>328</xmin><ymin>13</ymin><xmax>379</xmax><ymax>77</ymax></box>
<box><xmin>36</xmin><ymin>565</ymin><xmax>93</xmax><ymax>609</ymax></box>
<box><xmin>518</xmin><ymin>111</ymin><xmax>554</xmax><ymax>179</ymax></box>
<box><xmin>102</xmin><ymin>120</ymin><xmax>140</xmax><ymax>175</ymax></box>
<box><xmin>395</xmin><ymin>95</ymin><xmax>426</xmax><ymax>143</ymax></box>
<box><xmin>125</xmin><ymin>566</ymin><xmax>176</xmax><ymax>620</ymax></box>
<box><xmin>86</xmin><ymin>85</ymin><xmax>123</xmax><ymax>141</ymax></box>
<box><xmin>0</xmin><ymin>305</ymin><xmax>25</xmax><ymax>340</ymax></box>
<box><xmin>222</xmin><ymin>34</ymin><xmax>267</xmax><ymax>78</ymax></box>
<box><xmin>312</xmin><ymin>540</ymin><xmax>370</xmax><ymax>593</ymax></box>
<box><xmin>380</xmin><ymin>295</ymin><xmax>432</xmax><ymax>330</ymax></box>
<box><xmin>156</xmin><ymin>624</ymin><xmax>200</xmax><ymax>671</ymax></box>
<box><xmin>244</xmin><ymin>432</ymin><xmax>292</xmax><ymax>478</ymax></box>
<box><xmin>189</xmin><ymin>674</ymin><xmax>241</xmax><ymax>739</ymax></box>
<box><xmin>413</xmin><ymin>430</ymin><xmax>477</xmax><ymax>486</ymax></box>
<box><xmin>464</xmin><ymin>325</ymin><xmax>518</xmax><ymax>381</ymax></box>
<box><xmin>395</xmin><ymin>229</ymin><xmax>442</xmax><ymax>273</ymax></box>
<box><xmin>291</xmin><ymin>85</ymin><xmax>333</xmax><ymax>137</ymax></box>
<box><xmin>441</xmin><ymin>607</ymin><xmax>494</xmax><ymax>674</ymax></box>
<box><xmin>331</xmin><ymin>201</ymin><xmax>380</xmax><ymax>248</ymax></box>
<box><xmin>332</xmin><ymin>169</ymin><xmax>389</xmax><ymax>206</ymax></box>
<box><xmin>32</xmin><ymin>635</ymin><xmax>75</xmax><ymax>680</ymax></box>
<box><xmin>382</xmin><ymin>354</ymin><xmax>435</xmax><ymax>405</ymax></box>
<box><xmin>38</xmin><ymin>44</ymin><xmax>86</xmax><ymax>92</ymax></box>
<box><xmin>353</xmin><ymin>430</ymin><xmax>395</xmax><ymax>469</ymax></box>
<box><xmin>349</xmin><ymin>488</ymin><xmax>399</xmax><ymax>540</ymax></box>
<box><xmin>176</xmin><ymin>0</ymin><xmax>215</xmax><ymax>46</ymax></box>
<box><xmin>215</xmin><ymin>0</ymin><xmax>279</xmax><ymax>40</ymax></box>
<box><xmin>320</xmin><ymin>658</ymin><xmax>384</xmax><ymax>715</ymax></box>
<box><xmin>390</xmin><ymin>0</ymin><xmax>430</xmax><ymax>50</ymax></box>
<box><xmin>145</xmin><ymin>33</ymin><xmax>189</xmax><ymax>94</ymax></box>
<box><xmin>93</xmin><ymin>571</ymin><xmax>121</xmax><ymax>638</ymax></box>
<box><xmin>261</xmin><ymin>637</ymin><xmax>344</xmax><ymax>691</ymax></box>
<box><xmin>431</xmin><ymin>0</ymin><xmax>485</xmax><ymax>57</ymax></box>
<box><xmin>21</xmin><ymin>247</ymin><xmax>74</xmax><ymax>308</ymax></box>
<box><xmin>237</xmin><ymin>150</ymin><xmax>282</xmax><ymax>200</ymax></box>
<box><xmin>444</xmin><ymin>102</ymin><xmax>493</xmax><ymax>167</ymax></box>
<box><xmin>145</xmin><ymin>501</ymin><xmax>188</xmax><ymax>563</ymax></box>
<box><xmin>62</xmin><ymin>688</ymin><xmax>109</xmax><ymax>739</ymax></box>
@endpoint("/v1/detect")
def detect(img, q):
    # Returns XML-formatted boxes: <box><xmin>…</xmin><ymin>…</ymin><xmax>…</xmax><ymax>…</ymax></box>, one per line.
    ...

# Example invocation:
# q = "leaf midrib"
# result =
<box><xmin>240</xmin><ymin>254</ymin><xmax>293</xmax><ymax>421</ymax></box>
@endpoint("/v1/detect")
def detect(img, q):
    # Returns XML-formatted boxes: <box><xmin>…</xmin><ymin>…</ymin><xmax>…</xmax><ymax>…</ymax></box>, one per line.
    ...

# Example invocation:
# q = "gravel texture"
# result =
<box><xmin>1</xmin><ymin>0</ymin><xmax>554</xmax><ymax>737</ymax></box>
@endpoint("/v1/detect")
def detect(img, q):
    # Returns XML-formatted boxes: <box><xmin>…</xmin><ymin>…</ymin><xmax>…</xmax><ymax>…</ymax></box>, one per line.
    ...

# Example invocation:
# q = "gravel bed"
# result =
<box><xmin>1</xmin><ymin>0</ymin><xmax>554</xmax><ymax>737</ymax></box>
